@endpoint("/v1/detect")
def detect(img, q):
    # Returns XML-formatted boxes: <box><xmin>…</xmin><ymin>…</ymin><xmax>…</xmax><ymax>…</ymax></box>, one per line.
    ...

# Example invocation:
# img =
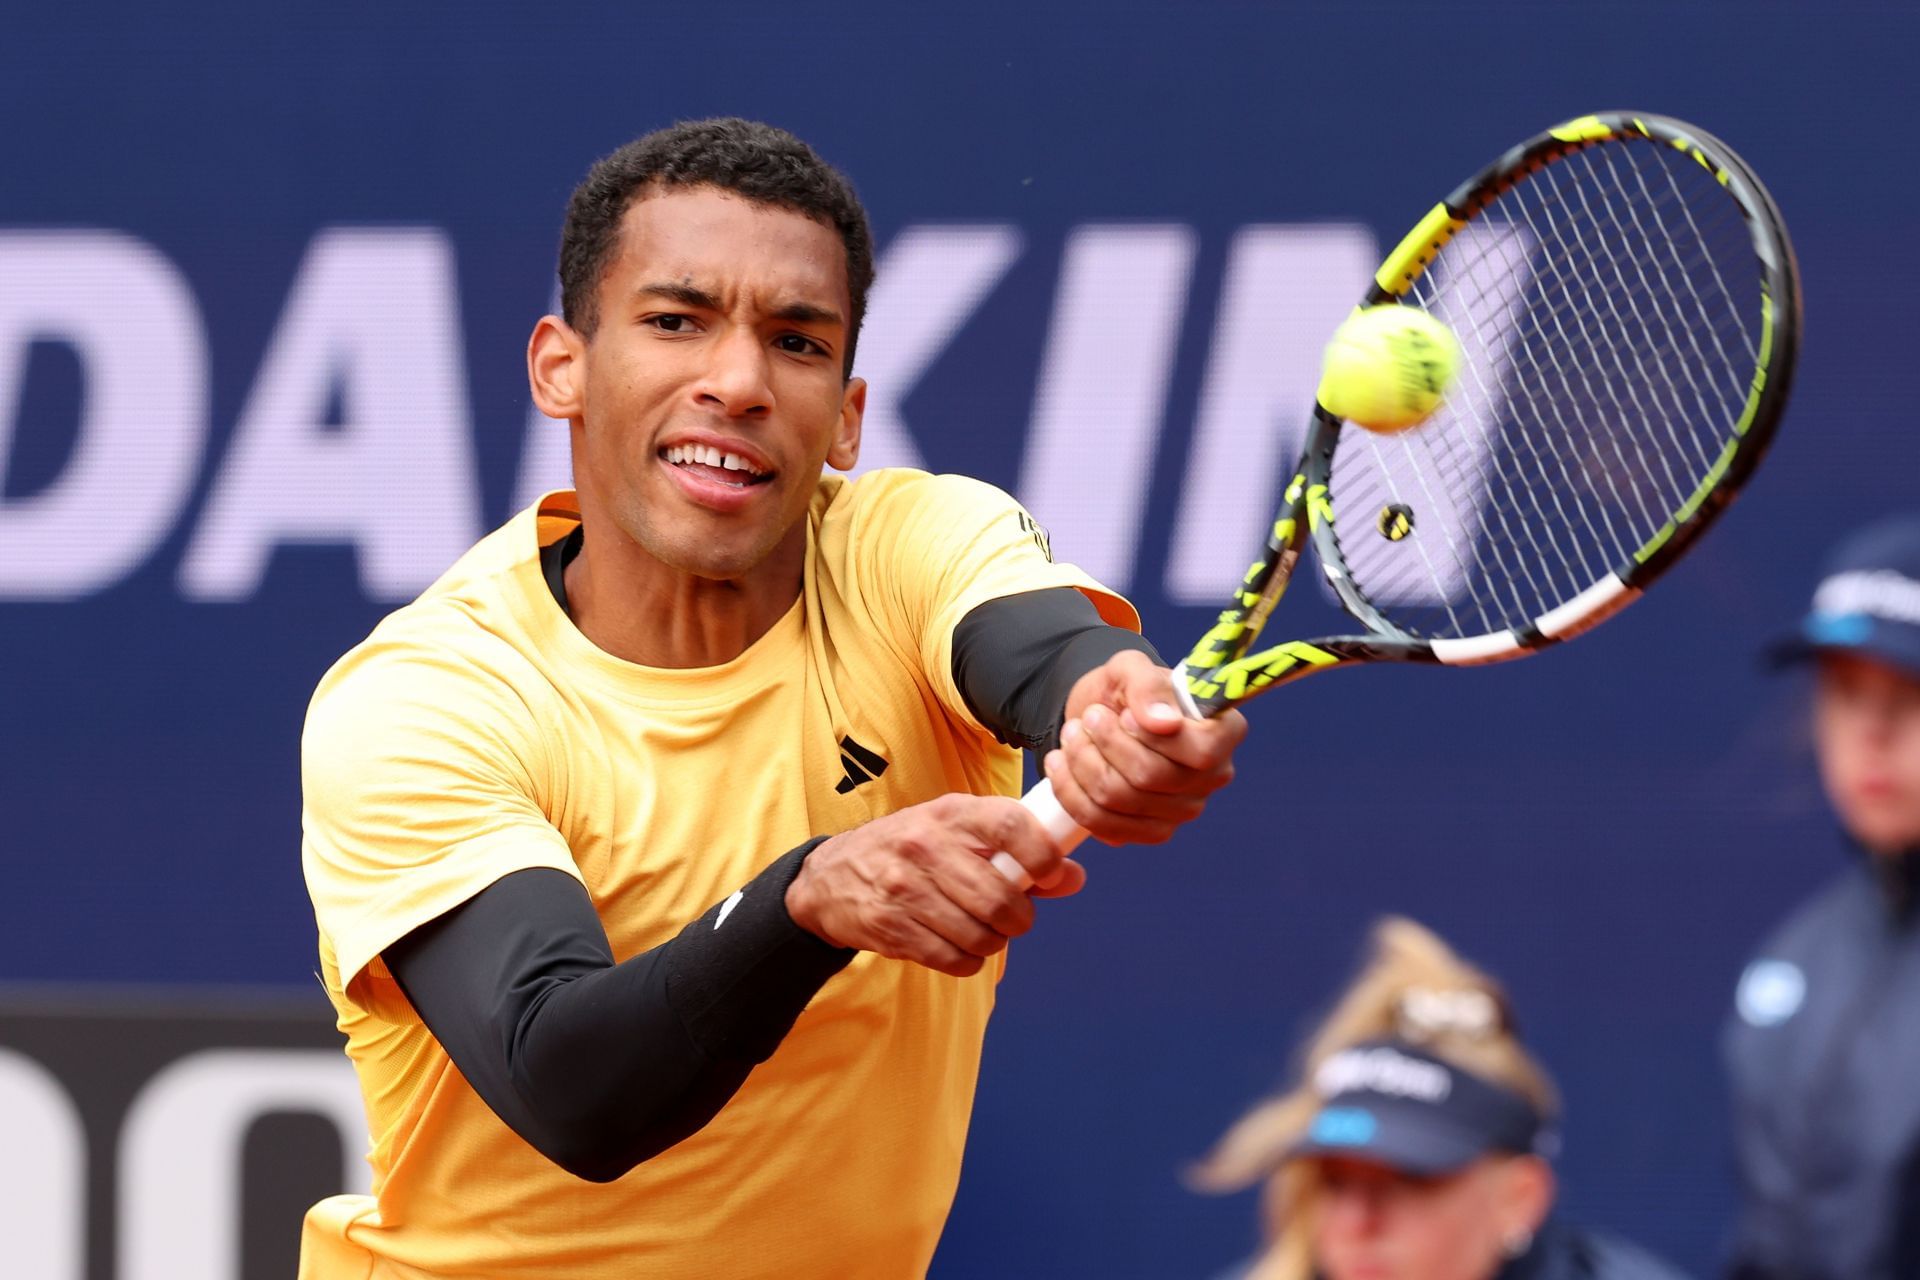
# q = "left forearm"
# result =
<box><xmin>951</xmin><ymin>588</ymin><xmax>1162</xmax><ymax>752</ymax></box>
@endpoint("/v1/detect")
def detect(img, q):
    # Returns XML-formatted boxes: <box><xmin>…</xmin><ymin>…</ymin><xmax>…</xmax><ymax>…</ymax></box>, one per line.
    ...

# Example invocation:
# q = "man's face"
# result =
<box><xmin>1814</xmin><ymin>652</ymin><xmax>1920</xmax><ymax>855</ymax></box>
<box><xmin>569</xmin><ymin>185</ymin><xmax>864</xmax><ymax>581</ymax></box>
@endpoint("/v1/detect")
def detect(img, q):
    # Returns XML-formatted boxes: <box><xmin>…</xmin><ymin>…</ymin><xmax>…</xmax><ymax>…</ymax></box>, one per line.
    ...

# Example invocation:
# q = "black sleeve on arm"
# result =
<box><xmin>383</xmin><ymin>840</ymin><xmax>854</xmax><ymax>1183</ymax></box>
<box><xmin>951</xmin><ymin>587</ymin><xmax>1164</xmax><ymax>753</ymax></box>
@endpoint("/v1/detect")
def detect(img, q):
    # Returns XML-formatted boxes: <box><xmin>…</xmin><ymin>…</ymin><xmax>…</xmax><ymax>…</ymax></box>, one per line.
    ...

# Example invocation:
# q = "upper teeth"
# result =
<box><xmin>665</xmin><ymin>443</ymin><xmax>767</xmax><ymax>476</ymax></box>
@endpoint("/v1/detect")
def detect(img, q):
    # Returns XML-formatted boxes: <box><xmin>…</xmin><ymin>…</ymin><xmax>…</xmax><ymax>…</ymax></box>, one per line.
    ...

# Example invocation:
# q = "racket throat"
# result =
<box><xmin>1174</xmin><ymin>640</ymin><xmax>1355</xmax><ymax>717</ymax></box>
<box><xmin>1244</xmin><ymin>547</ymin><xmax>1299</xmax><ymax>635</ymax></box>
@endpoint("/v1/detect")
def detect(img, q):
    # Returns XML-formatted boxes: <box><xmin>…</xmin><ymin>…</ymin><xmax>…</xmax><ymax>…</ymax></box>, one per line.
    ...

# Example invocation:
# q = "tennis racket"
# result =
<box><xmin>993</xmin><ymin>111</ymin><xmax>1800</xmax><ymax>887</ymax></box>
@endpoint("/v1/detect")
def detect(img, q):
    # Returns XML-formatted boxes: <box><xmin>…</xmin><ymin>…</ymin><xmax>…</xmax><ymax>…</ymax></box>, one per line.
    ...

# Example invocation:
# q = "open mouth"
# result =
<box><xmin>661</xmin><ymin>443</ymin><xmax>775</xmax><ymax>489</ymax></box>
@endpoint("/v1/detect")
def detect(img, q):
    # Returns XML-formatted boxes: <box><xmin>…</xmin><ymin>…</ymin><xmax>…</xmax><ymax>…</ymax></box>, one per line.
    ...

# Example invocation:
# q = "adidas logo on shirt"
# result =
<box><xmin>835</xmin><ymin>735</ymin><xmax>890</xmax><ymax>794</ymax></box>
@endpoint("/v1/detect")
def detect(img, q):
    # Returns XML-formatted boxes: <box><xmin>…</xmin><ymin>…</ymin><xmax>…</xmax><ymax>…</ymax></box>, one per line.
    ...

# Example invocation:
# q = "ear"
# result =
<box><xmin>1501</xmin><ymin>1156</ymin><xmax>1555</xmax><ymax>1239</ymax></box>
<box><xmin>826</xmin><ymin>376</ymin><xmax>866</xmax><ymax>472</ymax></box>
<box><xmin>528</xmin><ymin>315</ymin><xmax>587</xmax><ymax>421</ymax></box>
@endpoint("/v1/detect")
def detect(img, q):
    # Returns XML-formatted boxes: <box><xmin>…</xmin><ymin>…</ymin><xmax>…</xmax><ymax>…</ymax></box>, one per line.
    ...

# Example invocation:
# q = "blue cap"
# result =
<box><xmin>1285</xmin><ymin>1040</ymin><xmax>1551</xmax><ymax>1177</ymax></box>
<box><xmin>1772</xmin><ymin>515</ymin><xmax>1920</xmax><ymax>681</ymax></box>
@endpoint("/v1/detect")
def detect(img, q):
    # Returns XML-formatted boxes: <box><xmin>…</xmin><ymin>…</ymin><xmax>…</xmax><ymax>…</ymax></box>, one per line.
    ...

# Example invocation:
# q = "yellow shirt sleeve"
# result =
<box><xmin>842</xmin><ymin>469</ymin><xmax>1141</xmax><ymax>736</ymax></box>
<box><xmin>301</xmin><ymin>632</ymin><xmax>581</xmax><ymax>1015</ymax></box>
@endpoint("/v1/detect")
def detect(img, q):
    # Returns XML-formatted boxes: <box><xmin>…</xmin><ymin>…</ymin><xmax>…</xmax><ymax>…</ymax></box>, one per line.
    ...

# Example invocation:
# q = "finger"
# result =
<box><xmin>912</xmin><ymin>884</ymin><xmax>1024</xmax><ymax>960</ymax></box>
<box><xmin>1076</xmin><ymin>705</ymin><xmax>1203</xmax><ymax>796</ymax></box>
<box><xmin>1044</xmin><ymin>748</ymin><xmax>1181</xmax><ymax>846</ymax></box>
<box><xmin>870</xmin><ymin>915</ymin><xmax>987</xmax><ymax>978</ymax></box>
<box><xmin>1061</xmin><ymin>717</ymin><xmax>1210</xmax><ymax>821</ymax></box>
<box><xmin>1041</xmin><ymin>747</ymin><xmax>1101</xmax><ymax>840</ymax></box>
<box><xmin>1113</xmin><ymin>704</ymin><xmax>1249</xmax><ymax>773</ymax></box>
<box><xmin>1029</xmin><ymin>856</ymin><xmax>1087</xmax><ymax>899</ymax></box>
<box><xmin>952</xmin><ymin>794</ymin><xmax>1067</xmax><ymax>885</ymax></box>
<box><xmin>1108</xmin><ymin>652</ymin><xmax>1188</xmax><ymax>737</ymax></box>
<box><xmin>863</xmin><ymin>857</ymin><xmax>1012</xmax><ymax>965</ymax></box>
<box><xmin>928</xmin><ymin>842</ymin><xmax>1039</xmax><ymax>938</ymax></box>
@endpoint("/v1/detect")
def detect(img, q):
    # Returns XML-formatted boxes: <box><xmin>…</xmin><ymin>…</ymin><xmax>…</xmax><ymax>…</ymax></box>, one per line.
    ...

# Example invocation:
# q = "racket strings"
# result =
<box><xmin>1582</xmin><ymin>148</ymin><xmax>1750</xmax><ymax>478</ymax></box>
<box><xmin>1353</xmin><ymin>431</ymin><xmax>1477</xmax><ymax>636</ymax></box>
<box><xmin>1349</xmin><ymin>220</ymin><xmax>1644</xmax><ymax>635</ymax></box>
<box><xmin>1453</xmin><ymin>224</ymin><xmax>1635</xmax><ymax>592</ymax></box>
<box><xmin>1357</xmin><ymin>249</ymin><xmax>1525</xmax><ymax>624</ymax></box>
<box><xmin>1341</xmin><ymin>225</ymin><xmax>1586</xmax><ymax>632</ymax></box>
<box><xmin>1367</xmin><ymin>228</ymin><xmax>1615</xmax><ymax>635</ymax></box>
<box><xmin>1519</xmin><ymin>166</ymin><xmax>1702</xmax><ymax>547</ymax></box>
<box><xmin>1327</xmin><ymin>135</ymin><xmax>1764</xmax><ymax>640</ymax></box>
<box><xmin>1482</xmin><ymin>164</ymin><xmax>1697</xmax><ymax>541</ymax></box>
<box><xmin>1617</xmin><ymin>142</ymin><xmax>1762</xmax><ymax>371</ymax></box>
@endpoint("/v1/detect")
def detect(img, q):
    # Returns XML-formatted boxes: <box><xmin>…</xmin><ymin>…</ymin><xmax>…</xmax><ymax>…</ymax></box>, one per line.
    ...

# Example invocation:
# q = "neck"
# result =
<box><xmin>564</xmin><ymin>520</ymin><xmax>806</xmax><ymax>669</ymax></box>
<box><xmin>1861</xmin><ymin>839</ymin><xmax>1920</xmax><ymax>922</ymax></box>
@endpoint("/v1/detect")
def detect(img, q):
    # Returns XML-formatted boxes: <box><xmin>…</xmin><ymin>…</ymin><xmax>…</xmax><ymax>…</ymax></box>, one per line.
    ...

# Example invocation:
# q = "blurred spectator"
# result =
<box><xmin>1724</xmin><ymin>514</ymin><xmax>1920</xmax><ymax>1280</ymax></box>
<box><xmin>1192</xmin><ymin>917</ymin><xmax>1688</xmax><ymax>1280</ymax></box>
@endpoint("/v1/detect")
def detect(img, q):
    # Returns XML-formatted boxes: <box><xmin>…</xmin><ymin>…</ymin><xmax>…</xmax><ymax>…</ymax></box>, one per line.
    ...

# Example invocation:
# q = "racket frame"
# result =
<box><xmin>1175</xmin><ymin>111</ymin><xmax>1801</xmax><ymax>717</ymax></box>
<box><xmin>999</xmin><ymin>111</ymin><xmax>1802</xmax><ymax>882</ymax></box>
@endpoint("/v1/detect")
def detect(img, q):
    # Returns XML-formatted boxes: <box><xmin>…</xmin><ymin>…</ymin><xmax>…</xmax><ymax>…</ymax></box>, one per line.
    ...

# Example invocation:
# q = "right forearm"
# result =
<box><xmin>386</xmin><ymin>841</ymin><xmax>854</xmax><ymax>1182</ymax></box>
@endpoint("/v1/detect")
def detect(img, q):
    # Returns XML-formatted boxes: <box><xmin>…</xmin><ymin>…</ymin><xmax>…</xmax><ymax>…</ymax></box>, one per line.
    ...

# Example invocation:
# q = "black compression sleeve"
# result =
<box><xmin>952</xmin><ymin>588</ymin><xmax>1163</xmax><ymax>752</ymax></box>
<box><xmin>384</xmin><ymin>841</ymin><xmax>853</xmax><ymax>1182</ymax></box>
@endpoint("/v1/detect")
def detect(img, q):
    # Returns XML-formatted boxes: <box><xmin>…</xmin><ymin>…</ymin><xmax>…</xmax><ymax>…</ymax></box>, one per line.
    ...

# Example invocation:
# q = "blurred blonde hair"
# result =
<box><xmin>1188</xmin><ymin>917</ymin><xmax>1558</xmax><ymax>1280</ymax></box>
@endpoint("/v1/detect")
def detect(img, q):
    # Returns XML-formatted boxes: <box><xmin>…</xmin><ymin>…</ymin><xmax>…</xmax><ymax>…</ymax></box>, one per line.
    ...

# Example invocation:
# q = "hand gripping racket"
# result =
<box><xmin>993</xmin><ymin>111</ymin><xmax>1800</xmax><ymax>887</ymax></box>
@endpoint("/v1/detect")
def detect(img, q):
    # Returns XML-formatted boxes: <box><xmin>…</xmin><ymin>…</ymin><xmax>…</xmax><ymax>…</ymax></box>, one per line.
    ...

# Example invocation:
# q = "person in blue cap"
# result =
<box><xmin>1723</xmin><ymin>513</ymin><xmax>1920</xmax><ymax>1280</ymax></box>
<box><xmin>1192</xmin><ymin>917</ymin><xmax>1688</xmax><ymax>1280</ymax></box>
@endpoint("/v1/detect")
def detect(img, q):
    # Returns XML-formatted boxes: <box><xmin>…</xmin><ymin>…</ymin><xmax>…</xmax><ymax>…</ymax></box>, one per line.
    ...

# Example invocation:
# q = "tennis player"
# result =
<box><xmin>1191</xmin><ymin>918</ymin><xmax>1687</xmax><ymax>1280</ymax></box>
<box><xmin>297</xmin><ymin>118</ymin><xmax>1245</xmax><ymax>1279</ymax></box>
<box><xmin>1724</xmin><ymin>514</ymin><xmax>1920</xmax><ymax>1280</ymax></box>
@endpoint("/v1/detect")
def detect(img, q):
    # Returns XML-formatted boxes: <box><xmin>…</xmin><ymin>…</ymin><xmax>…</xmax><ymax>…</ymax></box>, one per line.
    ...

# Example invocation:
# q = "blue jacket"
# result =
<box><xmin>1208</xmin><ymin>1220</ymin><xmax>1689</xmax><ymax>1280</ymax></box>
<box><xmin>1723</xmin><ymin>852</ymin><xmax>1920</xmax><ymax>1280</ymax></box>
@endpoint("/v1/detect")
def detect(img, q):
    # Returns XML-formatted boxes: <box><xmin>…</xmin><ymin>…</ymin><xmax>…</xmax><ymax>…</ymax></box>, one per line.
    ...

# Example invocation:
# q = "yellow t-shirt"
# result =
<box><xmin>299</xmin><ymin>469</ymin><xmax>1136</xmax><ymax>1280</ymax></box>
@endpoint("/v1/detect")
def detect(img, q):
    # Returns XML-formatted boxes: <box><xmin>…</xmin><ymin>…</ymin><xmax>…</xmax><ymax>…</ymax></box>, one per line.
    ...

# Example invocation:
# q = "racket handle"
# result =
<box><xmin>990</xmin><ymin>778</ymin><xmax>1089</xmax><ymax>890</ymax></box>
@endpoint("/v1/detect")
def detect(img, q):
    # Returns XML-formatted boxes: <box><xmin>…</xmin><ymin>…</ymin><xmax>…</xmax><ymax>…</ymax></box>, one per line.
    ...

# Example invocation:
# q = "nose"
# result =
<box><xmin>1322</xmin><ymin>1183</ymin><xmax>1388</xmax><ymax>1236</ymax></box>
<box><xmin>694</xmin><ymin>325</ymin><xmax>773</xmax><ymax>418</ymax></box>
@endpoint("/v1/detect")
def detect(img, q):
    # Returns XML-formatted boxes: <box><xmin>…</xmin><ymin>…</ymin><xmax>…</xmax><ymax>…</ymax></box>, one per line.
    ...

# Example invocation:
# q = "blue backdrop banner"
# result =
<box><xmin>4</xmin><ymin>4</ymin><xmax>1916</xmax><ymax>1276</ymax></box>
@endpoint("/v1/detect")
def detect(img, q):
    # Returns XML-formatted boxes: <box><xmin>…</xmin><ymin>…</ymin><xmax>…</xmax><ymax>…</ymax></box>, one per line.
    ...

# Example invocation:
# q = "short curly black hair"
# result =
<box><xmin>558</xmin><ymin>118</ymin><xmax>875</xmax><ymax>378</ymax></box>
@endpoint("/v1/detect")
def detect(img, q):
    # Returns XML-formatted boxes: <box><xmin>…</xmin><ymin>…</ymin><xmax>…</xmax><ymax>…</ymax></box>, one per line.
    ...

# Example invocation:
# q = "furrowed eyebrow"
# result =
<box><xmin>635</xmin><ymin>282</ymin><xmax>723</xmax><ymax>311</ymax></box>
<box><xmin>771</xmin><ymin>301</ymin><xmax>843</xmax><ymax>329</ymax></box>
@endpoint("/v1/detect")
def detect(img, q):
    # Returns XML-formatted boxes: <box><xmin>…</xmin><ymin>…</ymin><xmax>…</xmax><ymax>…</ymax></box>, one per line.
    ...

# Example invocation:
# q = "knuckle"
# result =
<box><xmin>875</xmin><ymin>865</ymin><xmax>919</xmax><ymax>902</ymax></box>
<box><xmin>926</xmin><ymin>794</ymin><xmax>965</xmax><ymax>824</ymax></box>
<box><xmin>962</xmin><ymin>923</ymin><xmax>1005</xmax><ymax>956</ymax></box>
<box><xmin>985</xmin><ymin>798</ymin><xmax>1025</xmax><ymax>842</ymax></box>
<box><xmin>1106</xmin><ymin>748</ymin><xmax>1149</xmax><ymax>789</ymax></box>
<box><xmin>1138</xmin><ymin>756</ymin><xmax>1183</xmax><ymax>792</ymax></box>
<box><xmin>1084</xmin><ymin>769</ymin><xmax>1124</xmax><ymax>808</ymax></box>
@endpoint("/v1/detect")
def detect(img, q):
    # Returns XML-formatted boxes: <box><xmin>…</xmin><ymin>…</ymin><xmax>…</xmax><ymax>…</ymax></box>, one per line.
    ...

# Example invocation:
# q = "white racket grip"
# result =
<box><xmin>989</xmin><ymin>778</ymin><xmax>1088</xmax><ymax>890</ymax></box>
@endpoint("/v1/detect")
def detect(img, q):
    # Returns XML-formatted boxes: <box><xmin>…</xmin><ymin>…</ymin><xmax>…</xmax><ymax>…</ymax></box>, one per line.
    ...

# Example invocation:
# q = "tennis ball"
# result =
<box><xmin>1317</xmin><ymin>305</ymin><xmax>1461</xmax><ymax>432</ymax></box>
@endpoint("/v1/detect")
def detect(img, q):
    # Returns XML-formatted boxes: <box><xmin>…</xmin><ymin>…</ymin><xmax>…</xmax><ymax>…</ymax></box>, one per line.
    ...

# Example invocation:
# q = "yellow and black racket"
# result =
<box><xmin>995</xmin><ymin>112</ymin><xmax>1800</xmax><ymax>880</ymax></box>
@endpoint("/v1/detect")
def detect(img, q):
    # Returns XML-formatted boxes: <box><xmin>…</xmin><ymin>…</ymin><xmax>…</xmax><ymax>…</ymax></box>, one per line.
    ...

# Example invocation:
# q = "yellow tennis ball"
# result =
<box><xmin>1317</xmin><ymin>305</ymin><xmax>1461</xmax><ymax>432</ymax></box>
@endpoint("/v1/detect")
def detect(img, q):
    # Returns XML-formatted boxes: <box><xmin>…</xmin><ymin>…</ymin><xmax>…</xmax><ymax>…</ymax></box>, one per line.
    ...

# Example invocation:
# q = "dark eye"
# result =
<box><xmin>646</xmin><ymin>314</ymin><xmax>694</xmax><ymax>333</ymax></box>
<box><xmin>777</xmin><ymin>333</ymin><xmax>826</xmax><ymax>356</ymax></box>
